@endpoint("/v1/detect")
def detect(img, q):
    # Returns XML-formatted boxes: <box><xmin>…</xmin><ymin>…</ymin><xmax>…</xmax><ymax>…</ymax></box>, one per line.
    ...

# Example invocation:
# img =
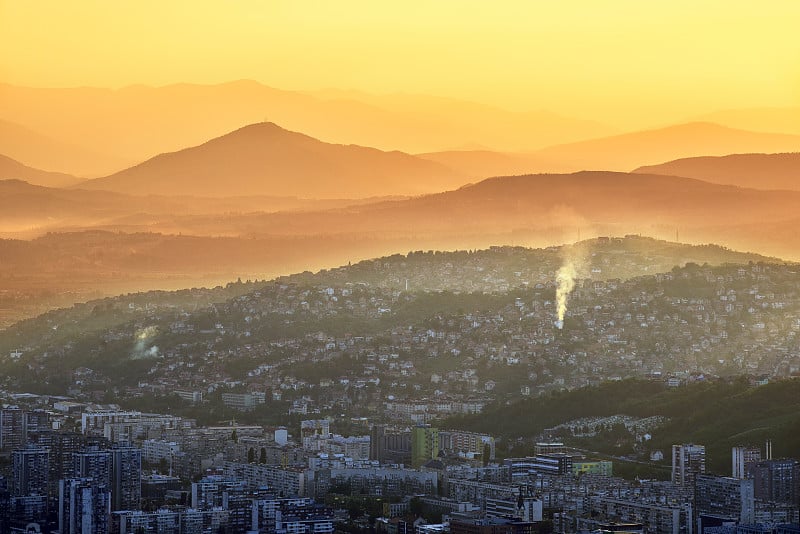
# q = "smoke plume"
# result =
<box><xmin>555</xmin><ymin>262</ymin><xmax>577</xmax><ymax>329</ymax></box>
<box><xmin>554</xmin><ymin>241</ymin><xmax>589</xmax><ymax>329</ymax></box>
<box><xmin>131</xmin><ymin>326</ymin><xmax>159</xmax><ymax>359</ymax></box>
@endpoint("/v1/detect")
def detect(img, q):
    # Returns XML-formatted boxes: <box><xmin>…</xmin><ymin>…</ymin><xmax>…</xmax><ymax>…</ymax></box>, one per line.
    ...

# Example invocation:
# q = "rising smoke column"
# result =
<box><xmin>555</xmin><ymin>261</ymin><xmax>577</xmax><ymax>329</ymax></box>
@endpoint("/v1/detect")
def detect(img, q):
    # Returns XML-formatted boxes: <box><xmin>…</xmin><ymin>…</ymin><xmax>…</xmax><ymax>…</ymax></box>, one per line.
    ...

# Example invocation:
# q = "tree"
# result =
<box><xmin>231</xmin><ymin>429</ymin><xmax>238</xmax><ymax>443</ymax></box>
<box><xmin>248</xmin><ymin>447</ymin><xmax>255</xmax><ymax>463</ymax></box>
<box><xmin>259</xmin><ymin>447</ymin><xmax>267</xmax><ymax>464</ymax></box>
<box><xmin>483</xmin><ymin>443</ymin><xmax>491</xmax><ymax>466</ymax></box>
<box><xmin>409</xmin><ymin>496</ymin><xmax>424</xmax><ymax>516</ymax></box>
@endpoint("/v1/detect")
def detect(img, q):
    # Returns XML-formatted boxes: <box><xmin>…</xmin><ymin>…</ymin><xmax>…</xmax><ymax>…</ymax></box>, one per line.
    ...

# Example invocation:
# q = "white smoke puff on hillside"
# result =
<box><xmin>131</xmin><ymin>326</ymin><xmax>159</xmax><ymax>359</ymax></box>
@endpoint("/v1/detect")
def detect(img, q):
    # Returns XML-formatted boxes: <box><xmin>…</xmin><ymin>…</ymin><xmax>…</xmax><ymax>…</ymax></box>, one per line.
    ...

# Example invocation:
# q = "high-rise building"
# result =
<box><xmin>672</xmin><ymin>444</ymin><xmax>706</xmax><ymax>487</ymax></box>
<box><xmin>111</xmin><ymin>445</ymin><xmax>142</xmax><ymax>511</ymax></box>
<box><xmin>141</xmin><ymin>474</ymin><xmax>181</xmax><ymax>507</ymax></box>
<box><xmin>534</xmin><ymin>442</ymin><xmax>565</xmax><ymax>455</ymax></box>
<box><xmin>370</xmin><ymin>424</ymin><xmax>385</xmax><ymax>462</ymax></box>
<box><xmin>370</xmin><ymin>426</ymin><xmax>412</xmax><ymax>465</ymax></box>
<box><xmin>23</xmin><ymin>410</ymin><xmax>51</xmax><ymax>436</ymax></box>
<box><xmin>573</xmin><ymin>460</ymin><xmax>614</xmax><ymax>477</ymax></box>
<box><xmin>503</xmin><ymin>454</ymin><xmax>575</xmax><ymax>478</ymax></box>
<box><xmin>531</xmin><ymin>454</ymin><xmax>574</xmax><ymax>477</ymax></box>
<box><xmin>192</xmin><ymin>475</ymin><xmax>245</xmax><ymax>508</ymax></box>
<box><xmin>8</xmin><ymin>494</ymin><xmax>48</xmax><ymax>526</ymax></box>
<box><xmin>300</xmin><ymin>420</ymin><xmax>330</xmax><ymax>440</ymax></box>
<box><xmin>12</xmin><ymin>447</ymin><xmax>49</xmax><ymax>497</ymax></box>
<box><xmin>222</xmin><ymin>487</ymin><xmax>252</xmax><ymax>532</ymax></box>
<box><xmin>411</xmin><ymin>426</ymin><xmax>439</xmax><ymax>468</ymax></box>
<box><xmin>695</xmin><ymin>474</ymin><xmax>755</xmax><ymax>528</ymax></box>
<box><xmin>440</xmin><ymin>430</ymin><xmax>496</xmax><ymax>461</ymax></box>
<box><xmin>28</xmin><ymin>431</ymin><xmax>103</xmax><ymax>497</ymax></box>
<box><xmin>0</xmin><ymin>407</ymin><xmax>26</xmax><ymax>451</ymax></box>
<box><xmin>74</xmin><ymin>446</ymin><xmax>113</xmax><ymax>489</ymax></box>
<box><xmin>0</xmin><ymin>477</ymin><xmax>8</xmax><ymax>533</ymax></box>
<box><xmin>450</xmin><ymin>516</ymin><xmax>535</xmax><ymax>534</ymax></box>
<box><xmin>58</xmin><ymin>478</ymin><xmax>111</xmax><ymax>534</ymax></box>
<box><xmin>748</xmin><ymin>459</ymin><xmax>799</xmax><ymax>504</ymax></box>
<box><xmin>486</xmin><ymin>495</ymin><xmax>543</xmax><ymax>523</ymax></box>
<box><xmin>81</xmin><ymin>410</ymin><xmax>141</xmax><ymax>436</ymax></box>
<box><xmin>732</xmin><ymin>446</ymin><xmax>762</xmax><ymax>479</ymax></box>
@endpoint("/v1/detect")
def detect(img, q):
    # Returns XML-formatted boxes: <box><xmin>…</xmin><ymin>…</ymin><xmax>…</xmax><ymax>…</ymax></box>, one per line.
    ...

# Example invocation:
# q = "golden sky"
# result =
<box><xmin>1</xmin><ymin>0</ymin><xmax>799</xmax><ymax>126</ymax></box>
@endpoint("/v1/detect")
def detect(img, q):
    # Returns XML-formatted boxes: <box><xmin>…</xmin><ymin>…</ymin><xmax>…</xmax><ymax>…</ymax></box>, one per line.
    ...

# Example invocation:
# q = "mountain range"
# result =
<box><xmin>52</xmin><ymin>120</ymin><xmax>800</xmax><ymax>200</ymax></box>
<box><xmin>414</xmin><ymin>123</ymin><xmax>800</xmax><ymax>182</ymax></box>
<box><xmin>8</xmin><ymin>166</ymin><xmax>800</xmax><ymax>247</ymax></box>
<box><xmin>693</xmin><ymin>107</ymin><xmax>800</xmax><ymax>136</ymax></box>
<box><xmin>204</xmin><ymin>170</ymin><xmax>800</xmax><ymax>239</ymax></box>
<box><xmin>634</xmin><ymin>152</ymin><xmax>800</xmax><ymax>190</ymax></box>
<box><xmin>4</xmin><ymin>82</ymin><xmax>800</xmax><ymax>180</ymax></box>
<box><xmin>4</xmin><ymin>81</ymin><xmax>800</xmax><ymax>332</ymax></box>
<box><xmin>0</xmin><ymin>81</ymin><xmax>614</xmax><ymax>175</ymax></box>
<box><xmin>535</xmin><ymin>122</ymin><xmax>800</xmax><ymax>172</ymax></box>
<box><xmin>0</xmin><ymin>178</ymin><xmax>407</xmax><ymax>238</ymax></box>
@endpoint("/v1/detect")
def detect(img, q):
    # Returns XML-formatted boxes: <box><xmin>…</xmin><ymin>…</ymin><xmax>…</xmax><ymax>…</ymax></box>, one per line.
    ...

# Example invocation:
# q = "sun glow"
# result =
<box><xmin>2</xmin><ymin>1</ymin><xmax>799</xmax><ymax>128</ymax></box>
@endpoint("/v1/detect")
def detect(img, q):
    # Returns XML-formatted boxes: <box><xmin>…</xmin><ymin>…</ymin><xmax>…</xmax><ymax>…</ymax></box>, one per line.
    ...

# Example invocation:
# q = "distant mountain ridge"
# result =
<box><xmin>415</xmin><ymin>122</ymin><xmax>800</xmax><ymax>180</ymax></box>
<box><xmin>62</xmin><ymin>171</ymin><xmax>800</xmax><ymax>262</ymax></box>
<box><xmin>4</xmin><ymin>82</ymin><xmax>800</xmax><ymax>179</ymax></box>
<box><xmin>0</xmin><ymin>118</ymin><xmax>131</xmax><ymax>177</ymax></box>
<box><xmin>634</xmin><ymin>152</ymin><xmax>800</xmax><ymax>190</ymax></box>
<box><xmin>533</xmin><ymin>122</ymin><xmax>800</xmax><ymax>172</ymax></box>
<box><xmin>693</xmin><ymin>107</ymin><xmax>800</xmax><ymax>136</ymax></box>
<box><xmin>0</xmin><ymin>154</ymin><xmax>82</xmax><ymax>187</ymax></box>
<box><xmin>0</xmin><ymin>178</ymin><xmax>407</xmax><ymax>238</ymax></box>
<box><xmin>329</xmin><ymin>170</ymin><xmax>800</xmax><ymax>232</ymax></box>
<box><xmin>415</xmin><ymin>150</ymin><xmax>576</xmax><ymax>179</ymax></box>
<box><xmin>72</xmin><ymin>119</ymin><xmax>800</xmax><ymax>201</ymax></box>
<box><xmin>0</xmin><ymin>81</ymin><xmax>615</xmax><ymax>172</ymax></box>
<box><xmin>13</xmin><ymin>170</ymin><xmax>800</xmax><ymax>251</ymax></box>
<box><xmin>76</xmin><ymin>122</ymin><xmax>469</xmax><ymax>198</ymax></box>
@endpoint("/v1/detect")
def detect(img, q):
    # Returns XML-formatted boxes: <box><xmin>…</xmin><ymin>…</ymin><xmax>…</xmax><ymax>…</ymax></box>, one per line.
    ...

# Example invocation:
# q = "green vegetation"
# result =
<box><xmin>445</xmin><ymin>378</ymin><xmax>800</xmax><ymax>474</ymax></box>
<box><xmin>0</xmin><ymin>280</ymin><xmax>261</xmax><ymax>354</ymax></box>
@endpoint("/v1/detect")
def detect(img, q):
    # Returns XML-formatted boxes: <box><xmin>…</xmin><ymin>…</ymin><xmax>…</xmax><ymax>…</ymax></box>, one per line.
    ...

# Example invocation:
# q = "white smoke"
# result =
<box><xmin>131</xmin><ymin>326</ymin><xmax>160</xmax><ymax>359</ymax></box>
<box><xmin>555</xmin><ymin>262</ymin><xmax>577</xmax><ymax>329</ymax></box>
<box><xmin>554</xmin><ymin>242</ymin><xmax>588</xmax><ymax>330</ymax></box>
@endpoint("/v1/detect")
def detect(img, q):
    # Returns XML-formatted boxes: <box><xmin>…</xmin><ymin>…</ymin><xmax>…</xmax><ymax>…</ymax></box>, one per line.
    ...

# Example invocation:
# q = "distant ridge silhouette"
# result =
<box><xmin>634</xmin><ymin>152</ymin><xmax>800</xmax><ymax>190</ymax></box>
<box><xmin>414</xmin><ymin>123</ymin><xmax>800</xmax><ymax>179</ymax></box>
<box><xmin>533</xmin><ymin>122</ymin><xmax>800</xmax><ymax>171</ymax></box>
<box><xmin>0</xmin><ymin>153</ymin><xmax>83</xmax><ymax>187</ymax></box>
<box><xmin>0</xmin><ymin>81</ymin><xmax>614</xmax><ymax>168</ymax></box>
<box><xmin>0</xmin><ymin>118</ymin><xmax>129</xmax><ymax>177</ymax></box>
<box><xmin>76</xmin><ymin>122</ymin><xmax>468</xmax><ymax>198</ymax></box>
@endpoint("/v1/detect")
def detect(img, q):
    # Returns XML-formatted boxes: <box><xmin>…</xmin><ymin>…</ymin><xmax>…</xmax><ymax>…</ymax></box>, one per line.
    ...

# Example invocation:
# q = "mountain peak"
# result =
<box><xmin>75</xmin><ymin>122</ymin><xmax>466</xmax><ymax>198</ymax></box>
<box><xmin>233</xmin><ymin>121</ymin><xmax>288</xmax><ymax>133</ymax></box>
<box><xmin>205</xmin><ymin>121</ymin><xmax>319</xmax><ymax>146</ymax></box>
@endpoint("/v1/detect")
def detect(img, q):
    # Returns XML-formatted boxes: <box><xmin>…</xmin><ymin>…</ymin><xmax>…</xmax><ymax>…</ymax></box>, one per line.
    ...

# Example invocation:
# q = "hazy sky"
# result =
<box><xmin>2</xmin><ymin>0</ymin><xmax>799</xmax><ymax>126</ymax></box>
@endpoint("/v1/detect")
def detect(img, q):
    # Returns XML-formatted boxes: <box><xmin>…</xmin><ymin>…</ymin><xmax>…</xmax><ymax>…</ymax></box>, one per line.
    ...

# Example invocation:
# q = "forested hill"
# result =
<box><xmin>1</xmin><ymin>236</ymin><xmax>779</xmax><ymax>345</ymax></box>
<box><xmin>444</xmin><ymin>378</ymin><xmax>800</xmax><ymax>475</ymax></box>
<box><xmin>277</xmin><ymin>236</ymin><xmax>778</xmax><ymax>291</ymax></box>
